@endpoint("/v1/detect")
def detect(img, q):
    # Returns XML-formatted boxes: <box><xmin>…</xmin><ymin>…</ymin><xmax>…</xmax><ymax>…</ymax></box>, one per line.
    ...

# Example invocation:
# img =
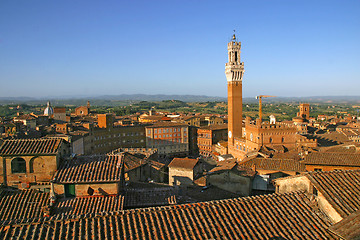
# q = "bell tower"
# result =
<box><xmin>225</xmin><ymin>33</ymin><xmax>245</xmax><ymax>146</ymax></box>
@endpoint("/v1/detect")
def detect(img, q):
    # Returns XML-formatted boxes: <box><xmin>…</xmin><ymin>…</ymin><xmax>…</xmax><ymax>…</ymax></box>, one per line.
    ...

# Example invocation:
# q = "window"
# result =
<box><xmin>11</xmin><ymin>158</ymin><xmax>26</xmax><ymax>173</ymax></box>
<box><xmin>313</xmin><ymin>187</ymin><xmax>318</xmax><ymax>197</ymax></box>
<box><xmin>282</xmin><ymin>137</ymin><xmax>285</xmax><ymax>143</ymax></box>
<box><xmin>269</xmin><ymin>137</ymin><xmax>273</xmax><ymax>143</ymax></box>
<box><xmin>64</xmin><ymin>184</ymin><xmax>76</xmax><ymax>197</ymax></box>
<box><xmin>154</xmin><ymin>129</ymin><xmax>157</xmax><ymax>134</ymax></box>
<box><xmin>314</xmin><ymin>168</ymin><xmax>322</xmax><ymax>172</ymax></box>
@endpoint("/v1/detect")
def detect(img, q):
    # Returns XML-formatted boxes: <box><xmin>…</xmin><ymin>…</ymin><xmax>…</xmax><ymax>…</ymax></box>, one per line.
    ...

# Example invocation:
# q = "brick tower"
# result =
<box><xmin>297</xmin><ymin>103</ymin><xmax>310</xmax><ymax>120</ymax></box>
<box><xmin>225</xmin><ymin>34</ymin><xmax>245</xmax><ymax>147</ymax></box>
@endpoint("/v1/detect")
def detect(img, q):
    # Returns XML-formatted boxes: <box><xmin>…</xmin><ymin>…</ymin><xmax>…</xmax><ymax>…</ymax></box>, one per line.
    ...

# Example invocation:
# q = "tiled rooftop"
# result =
<box><xmin>53</xmin><ymin>154</ymin><xmax>123</xmax><ymax>183</ymax></box>
<box><xmin>240</xmin><ymin>157</ymin><xmax>306</xmax><ymax>172</ymax></box>
<box><xmin>146</xmin><ymin>122</ymin><xmax>188</xmax><ymax>128</ymax></box>
<box><xmin>322</xmin><ymin>144</ymin><xmax>360</xmax><ymax>153</ymax></box>
<box><xmin>209</xmin><ymin>160</ymin><xmax>256</xmax><ymax>177</ymax></box>
<box><xmin>0</xmin><ymin>138</ymin><xmax>64</xmax><ymax>156</ymax></box>
<box><xmin>53</xmin><ymin>195</ymin><xmax>125</xmax><ymax>216</ymax></box>
<box><xmin>122</xmin><ymin>152</ymin><xmax>146</xmax><ymax>172</ymax></box>
<box><xmin>308</xmin><ymin>170</ymin><xmax>360</xmax><ymax>218</ymax></box>
<box><xmin>199</xmin><ymin>124</ymin><xmax>228</xmax><ymax>131</ymax></box>
<box><xmin>124</xmin><ymin>187</ymin><xmax>177</xmax><ymax>208</ymax></box>
<box><xmin>0</xmin><ymin>188</ymin><xmax>49</xmax><ymax>226</ymax></box>
<box><xmin>168</xmin><ymin>157</ymin><xmax>199</xmax><ymax>170</ymax></box>
<box><xmin>303</xmin><ymin>152</ymin><xmax>360</xmax><ymax>166</ymax></box>
<box><xmin>329</xmin><ymin>210</ymin><xmax>360</xmax><ymax>239</ymax></box>
<box><xmin>0</xmin><ymin>191</ymin><xmax>336</xmax><ymax>239</ymax></box>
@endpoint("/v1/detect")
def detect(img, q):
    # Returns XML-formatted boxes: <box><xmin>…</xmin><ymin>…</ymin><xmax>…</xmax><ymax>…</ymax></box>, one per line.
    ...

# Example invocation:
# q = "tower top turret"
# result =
<box><xmin>225</xmin><ymin>32</ymin><xmax>244</xmax><ymax>82</ymax></box>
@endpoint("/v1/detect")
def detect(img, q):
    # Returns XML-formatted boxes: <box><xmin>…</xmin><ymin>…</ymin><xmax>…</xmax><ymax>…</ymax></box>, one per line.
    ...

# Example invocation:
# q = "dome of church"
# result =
<box><xmin>44</xmin><ymin>101</ymin><xmax>54</xmax><ymax>116</ymax></box>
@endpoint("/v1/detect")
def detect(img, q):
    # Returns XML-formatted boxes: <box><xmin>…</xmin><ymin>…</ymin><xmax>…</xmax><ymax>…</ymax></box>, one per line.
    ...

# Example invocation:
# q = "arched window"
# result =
<box><xmin>269</xmin><ymin>137</ymin><xmax>273</xmax><ymax>143</ymax></box>
<box><xmin>11</xmin><ymin>158</ymin><xmax>26</xmax><ymax>173</ymax></box>
<box><xmin>282</xmin><ymin>137</ymin><xmax>285</xmax><ymax>143</ymax></box>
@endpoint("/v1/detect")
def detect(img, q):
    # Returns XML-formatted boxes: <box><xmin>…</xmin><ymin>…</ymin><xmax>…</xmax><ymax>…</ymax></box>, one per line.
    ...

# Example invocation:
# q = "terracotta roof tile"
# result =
<box><xmin>146</xmin><ymin>122</ymin><xmax>188</xmax><ymax>128</ymax></box>
<box><xmin>168</xmin><ymin>157</ymin><xmax>199</xmax><ymax>170</ymax></box>
<box><xmin>124</xmin><ymin>188</ymin><xmax>177</xmax><ymax>207</ymax></box>
<box><xmin>303</xmin><ymin>153</ymin><xmax>360</xmax><ymax>166</ymax></box>
<box><xmin>199</xmin><ymin>124</ymin><xmax>227</xmax><ymax>131</ymax></box>
<box><xmin>329</xmin><ymin>210</ymin><xmax>360</xmax><ymax>239</ymax></box>
<box><xmin>0</xmin><ymin>188</ymin><xmax>49</xmax><ymax>226</ymax></box>
<box><xmin>122</xmin><ymin>153</ymin><xmax>147</xmax><ymax>172</ymax></box>
<box><xmin>0</xmin><ymin>191</ymin><xmax>337</xmax><ymax>239</ymax></box>
<box><xmin>53</xmin><ymin>154</ymin><xmax>123</xmax><ymax>183</ymax></box>
<box><xmin>209</xmin><ymin>160</ymin><xmax>256</xmax><ymax>177</ymax></box>
<box><xmin>241</xmin><ymin>157</ymin><xmax>306</xmax><ymax>172</ymax></box>
<box><xmin>307</xmin><ymin>170</ymin><xmax>360</xmax><ymax>218</ymax></box>
<box><xmin>0</xmin><ymin>138</ymin><xmax>64</xmax><ymax>156</ymax></box>
<box><xmin>53</xmin><ymin>195</ymin><xmax>124</xmax><ymax>216</ymax></box>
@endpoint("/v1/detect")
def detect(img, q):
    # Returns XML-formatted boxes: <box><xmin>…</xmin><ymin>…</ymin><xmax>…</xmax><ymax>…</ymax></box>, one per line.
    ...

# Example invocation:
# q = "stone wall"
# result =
<box><xmin>169</xmin><ymin>168</ymin><xmax>194</xmax><ymax>186</ymax></box>
<box><xmin>54</xmin><ymin>182</ymin><xmax>120</xmax><ymax>197</ymax></box>
<box><xmin>274</xmin><ymin>175</ymin><xmax>311</xmax><ymax>194</ymax></box>
<box><xmin>2</xmin><ymin>155</ymin><xmax>58</xmax><ymax>187</ymax></box>
<box><xmin>208</xmin><ymin>171</ymin><xmax>251</xmax><ymax>196</ymax></box>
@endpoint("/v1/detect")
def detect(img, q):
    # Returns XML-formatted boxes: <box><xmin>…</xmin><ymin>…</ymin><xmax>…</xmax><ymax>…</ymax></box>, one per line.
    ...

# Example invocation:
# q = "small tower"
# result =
<box><xmin>225</xmin><ymin>33</ymin><xmax>245</xmax><ymax>146</ymax></box>
<box><xmin>297</xmin><ymin>103</ymin><xmax>310</xmax><ymax>120</ymax></box>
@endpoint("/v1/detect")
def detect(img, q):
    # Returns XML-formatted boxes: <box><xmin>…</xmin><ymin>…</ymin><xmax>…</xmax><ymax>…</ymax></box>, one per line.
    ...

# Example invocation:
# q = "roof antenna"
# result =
<box><xmin>232</xmin><ymin>30</ymin><xmax>236</xmax><ymax>42</ymax></box>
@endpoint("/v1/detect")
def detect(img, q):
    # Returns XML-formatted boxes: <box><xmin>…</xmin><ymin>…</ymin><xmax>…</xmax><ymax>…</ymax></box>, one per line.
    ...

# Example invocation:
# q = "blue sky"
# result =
<box><xmin>0</xmin><ymin>0</ymin><xmax>359</xmax><ymax>98</ymax></box>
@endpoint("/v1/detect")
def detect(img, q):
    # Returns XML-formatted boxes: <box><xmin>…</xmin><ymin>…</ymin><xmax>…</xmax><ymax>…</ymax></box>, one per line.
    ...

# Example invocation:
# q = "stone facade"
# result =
<box><xmin>208</xmin><ymin>171</ymin><xmax>252</xmax><ymax>196</ymax></box>
<box><xmin>197</xmin><ymin>124</ymin><xmax>227</xmax><ymax>156</ymax></box>
<box><xmin>168</xmin><ymin>158</ymin><xmax>201</xmax><ymax>186</ymax></box>
<box><xmin>0</xmin><ymin>139</ymin><xmax>70</xmax><ymax>189</ymax></box>
<box><xmin>54</xmin><ymin>182</ymin><xmax>121</xmax><ymax>197</ymax></box>
<box><xmin>145</xmin><ymin>123</ymin><xmax>189</xmax><ymax>157</ymax></box>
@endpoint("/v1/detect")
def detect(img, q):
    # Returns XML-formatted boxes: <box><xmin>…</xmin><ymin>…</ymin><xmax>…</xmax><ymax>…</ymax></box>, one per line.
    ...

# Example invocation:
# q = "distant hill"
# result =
<box><xmin>0</xmin><ymin>94</ymin><xmax>227</xmax><ymax>106</ymax></box>
<box><xmin>0</xmin><ymin>95</ymin><xmax>359</xmax><ymax>106</ymax></box>
<box><xmin>242</xmin><ymin>96</ymin><xmax>360</xmax><ymax>104</ymax></box>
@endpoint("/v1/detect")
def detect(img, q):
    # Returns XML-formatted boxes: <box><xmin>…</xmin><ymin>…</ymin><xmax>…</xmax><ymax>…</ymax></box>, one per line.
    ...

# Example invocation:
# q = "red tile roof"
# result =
<box><xmin>240</xmin><ymin>157</ymin><xmax>306</xmax><ymax>172</ymax></box>
<box><xmin>329</xmin><ymin>210</ymin><xmax>360</xmax><ymax>239</ymax></box>
<box><xmin>307</xmin><ymin>170</ymin><xmax>360</xmax><ymax>218</ymax></box>
<box><xmin>0</xmin><ymin>191</ymin><xmax>336</xmax><ymax>239</ymax></box>
<box><xmin>146</xmin><ymin>122</ymin><xmax>188</xmax><ymax>128</ymax></box>
<box><xmin>199</xmin><ymin>124</ymin><xmax>228</xmax><ymax>131</ymax></box>
<box><xmin>122</xmin><ymin>152</ymin><xmax>147</xmax><ymax>172</ymax></box>
<box><xmin>303</xmin><ymin>152</ymin><xmax>360</xmax><ymax>166</ymax></box>
<box><xmin>0</xmin><ymin>188</ymin><xmax>49</xmax><ymax>226</ymax></box>
<box><xmin>124</xmin><ymin>187</ymin><xmax>177</xmax><ymax>207</ymax></box>
<box><xmin>209</xmin><ymin>160</ymin><xmax>256</xmax><ymax>177</ymax></box>
<box><xmin>53</xmin><ymin>195</ymin><xmax>124</xmax><ymax>216</ymax></box>
<box><xmin>53</xmin><ymin>154</ymin><xmax>123</xmax><ymax>183</ymax></box>
<box><xmin>168</xmin><ymin>157</ymin><xmax>199</xmax><ymax>170</ymax></box>
<box><xmin>0</xmin><ymin>138</ymin><xmax>64</xmax><ymax>156</ymax></box>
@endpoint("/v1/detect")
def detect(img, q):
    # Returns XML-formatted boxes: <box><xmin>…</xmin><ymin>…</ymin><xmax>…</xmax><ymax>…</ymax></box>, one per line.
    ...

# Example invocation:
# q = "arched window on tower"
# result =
<box><xmin>235</xmin><ymin>51</ymin><xmax>238</xmax><ymax>62</ymax></box>
<box><xmin>11</xmin><ymin>157</ymin><xmax>26</xmax><ymax>173</ymax></box>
